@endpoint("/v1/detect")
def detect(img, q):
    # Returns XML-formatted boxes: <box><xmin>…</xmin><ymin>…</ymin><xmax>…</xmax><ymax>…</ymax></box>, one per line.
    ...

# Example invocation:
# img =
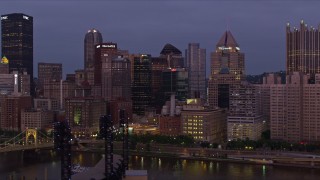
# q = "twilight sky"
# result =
<box><xmin>1</xmin><ymin>0</ymin><xmax>320</xmax><ymax>77</ymax></box>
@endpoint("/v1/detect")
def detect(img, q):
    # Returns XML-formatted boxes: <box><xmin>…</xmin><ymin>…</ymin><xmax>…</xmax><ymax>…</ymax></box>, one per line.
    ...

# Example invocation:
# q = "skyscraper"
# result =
<box><xmin>161</xmin><ymin>68</ymin><xmax>188</xmax><ymax>103</ymax></box>
<box><xmin>151</xmin><ymin>57</ymin><xmax>169</xmax><ymax>112</ymax></box>
<box><xmin>286</xmin><ymin>21</ymin><xmax>320</xmax><ymax>75</ymax></box>
<box><xmin>132</xmin><ymin>54</ymin><xmax>152</xmax><ymax>116</ymax></box>
<box><xmin>84</xmin><ymin>29</ymin><xmax>103</xmax><ymax>86</ymax></box>
<box><xmin>94</xmin><ymin>43</ymin><xmax>130</xmax><ymax>101</ymax></box>
<box><xmin>185</xmin><ymin>43</ymin><xmax>206</xmax><ymax>100</ymax></box>
<box><xmin>1</xmin><ymin>13</ymin><xmax>33</xmax><ymax>80</ymax></box>
<box><xmin>94</xmin><ymin>43</ymin><xmax>118</xmax><ymax>85</ymax></box>
<box><xmin>84</xmin><ymin>28</ymin><xmax>103</xmax><ymax>70</ymax></box>
<box><xmin>227</xmin><ymin>82</ymin><xmax>265</xmax><ymax>141</ymax></box>
<box><xmin>208</xmin><ymin>31</ymin><xmax>245</xmax><ymax>109</ymax></box>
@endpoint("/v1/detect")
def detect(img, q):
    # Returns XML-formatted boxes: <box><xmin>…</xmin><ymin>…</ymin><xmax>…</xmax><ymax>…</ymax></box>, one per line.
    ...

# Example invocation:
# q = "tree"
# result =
<box><xmin>261</xmin><ymin>130</ymin><xmax>270</xmax><ymax>140</ymax></box>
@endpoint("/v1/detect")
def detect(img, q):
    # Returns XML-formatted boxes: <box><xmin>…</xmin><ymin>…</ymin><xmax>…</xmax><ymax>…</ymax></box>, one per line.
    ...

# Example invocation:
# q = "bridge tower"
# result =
<box><xmin>25</xmin><ymin>129</ymin><xmax>37</xmax><ymax>145</ymax></box>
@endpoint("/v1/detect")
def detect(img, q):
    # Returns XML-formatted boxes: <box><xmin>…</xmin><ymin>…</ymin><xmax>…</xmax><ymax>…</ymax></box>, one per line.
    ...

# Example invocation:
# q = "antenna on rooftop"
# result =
<box><xmin>226</xmin><ymin>16</ymin><xmax>230</xmax><ymax>31</ymax></box>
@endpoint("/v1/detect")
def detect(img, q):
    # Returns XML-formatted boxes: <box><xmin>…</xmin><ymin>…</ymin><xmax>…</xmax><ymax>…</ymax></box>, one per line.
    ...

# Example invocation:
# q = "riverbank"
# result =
<box><xmin>73</xmin><ymin>146</ymin><xmax>320</xmax><ymax>170</ymax></box>
<box><xmin>129</xmin><ymin>150</ymin><xmax>320</xmax><ymax>169</ymax></box>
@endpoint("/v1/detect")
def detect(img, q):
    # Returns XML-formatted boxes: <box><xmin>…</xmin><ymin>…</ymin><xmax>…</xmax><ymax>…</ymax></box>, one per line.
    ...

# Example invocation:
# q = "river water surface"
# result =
<box><xmin>0</xmin><ymin>150</ymin><xmax>319</xmax><ymax>180</ymax></box>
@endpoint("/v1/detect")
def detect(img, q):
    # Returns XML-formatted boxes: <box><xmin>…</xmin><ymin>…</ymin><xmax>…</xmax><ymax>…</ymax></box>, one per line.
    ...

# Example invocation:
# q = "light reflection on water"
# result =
<box><xmin>130</xmin><ymin>156</ymin><xmax>320</xmax><ymax>180</ymax></box>
<box><xmin>1</xmin><ymin>151</ymin><xmax>320</xmax><ymax>180</ymax></box>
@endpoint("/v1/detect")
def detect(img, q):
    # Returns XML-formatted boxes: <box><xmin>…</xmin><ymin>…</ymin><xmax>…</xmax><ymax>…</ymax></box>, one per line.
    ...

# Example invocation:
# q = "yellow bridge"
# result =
<box><xmin>0</xmin><ymin>128</ymin><xmax>54</xmax><ymax>153</ymax></box>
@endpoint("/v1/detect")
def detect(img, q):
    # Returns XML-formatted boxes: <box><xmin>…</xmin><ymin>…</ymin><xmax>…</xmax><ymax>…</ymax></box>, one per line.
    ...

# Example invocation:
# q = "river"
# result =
<box><xmin>0</xmin><ymin>150</ymin><xmax>319</xmax><ymax>180</ymax></box>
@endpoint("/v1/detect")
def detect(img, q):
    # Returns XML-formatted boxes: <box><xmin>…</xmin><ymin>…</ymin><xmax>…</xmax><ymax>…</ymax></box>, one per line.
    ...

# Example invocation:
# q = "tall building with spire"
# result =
<box><xmin>208</xmin><ymin>31</ymin><xmax>245</xmax><ymax>109</ymax></box>
<box><xmin>185</xmin><ymin>43</ymin><xmax>206</xmax><ymax>100</ymax></box>
<box><xmin>286</xmin><ymin>20</ymin><xmax>320</xmax><ymax>75</ymax></box>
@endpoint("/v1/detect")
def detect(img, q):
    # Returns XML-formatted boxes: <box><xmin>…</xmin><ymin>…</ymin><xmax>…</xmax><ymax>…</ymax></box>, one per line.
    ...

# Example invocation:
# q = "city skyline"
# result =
<box><xmin>1</xmin><ymin>1</ymin><xmax>320</xmax><ymax>77</ymax></box>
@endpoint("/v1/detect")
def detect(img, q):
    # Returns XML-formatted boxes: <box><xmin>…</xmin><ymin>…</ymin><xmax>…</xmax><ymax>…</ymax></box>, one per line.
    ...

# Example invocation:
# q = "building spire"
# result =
<box><xmin>226</xmin><ymin>16</ymin><xmax>230</xmax><ymax>31</ymax></box>
<box><xmin>216</xmin><ymin>31</ymin><xmax>239</xmax><ymax>48</ymax></box>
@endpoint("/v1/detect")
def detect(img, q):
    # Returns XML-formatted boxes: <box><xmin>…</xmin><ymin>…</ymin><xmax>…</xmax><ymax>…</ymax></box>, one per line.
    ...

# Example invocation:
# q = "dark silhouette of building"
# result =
<box><xmin>185</xmin><ymin>43</ymin><xmax>206</xmax><ymax>100</ymax></box>
<box><xmin>94</xmin><ymin>43</ymin><xmax>118</xmax><ymax>86</ymax></box>
<box><xmin>1</xmin><ymin>13</ymin><xmax>33</xmax><ymax>84</ymax></box>
<box><xmin>160</xmin><ymin>68</ymin><xmax>188</xmax><ymax>104</ymax></box>
<box><xmin>38</xmin><ymin>63</ymin><xmax>62</xmax><ymax>88</ymax></box>
<box><xmin>0</xmin><ymin>95</ymin><xmax>32</xmax><ymax>131</ymax></box>
<box><xmin>95</xmin><ymin>43</ymin><xmax>131</xmax><ymax>101</ymax></box>
<box><xmin>84</xmin><ymin>29</ymin><xmax>103</xmax><ymax>70</ymax></box>
<box><xmin>132</xmin><ymin>54</ymin><xmax>152</xmax><ymax>116</ymax></box>
<box><xmin>151</xmin><ymin>57</ymin><xmax>168</xmax><ymax>112</ymax></box>
<box><xmin>160</xmin><ymin>43</ymin><xmax>184</xmax><ymax>68</ymax></box>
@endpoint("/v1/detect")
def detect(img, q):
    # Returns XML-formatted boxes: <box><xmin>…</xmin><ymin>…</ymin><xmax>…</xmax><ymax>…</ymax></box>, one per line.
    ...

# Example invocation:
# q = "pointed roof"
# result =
<box><xmin>216</xmin><ymin>31</ymin><xmax>239</xmax><ymax>48</ymax></box>
<box><xmin>1</xmin><ymin>56</ymin><xmax>9</xmax><ymax>64</ymax></box>
<box><xmin>160</xmin><ymin>43</ymin><xmax>182</xmax><ymax>55</ymax></box>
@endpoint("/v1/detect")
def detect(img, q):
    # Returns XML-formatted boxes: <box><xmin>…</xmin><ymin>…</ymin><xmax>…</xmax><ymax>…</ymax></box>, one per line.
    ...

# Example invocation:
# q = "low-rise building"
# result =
<box><xmin>34</xmin><ymin>98</ymin><xmax>60</xmax><ymax>111</ymax></box>
<box><xmin>159</xmin><ymin>116</ymin><xmax>181</xmax><ymax>136</ymax></box>
<box><xmin>21</xmin><ymin>109</ymin><xmax>54</xmax><ymax>130</ymax></box>
<box><xmin>65</xmin><ymin>97</ymin><xmax>106</xmax><ymax>138</ymax></box>
<box><xmin>181</xmin><ymin>99</ymin><xmax>227</xmax><ymax>143</ymax></box>
<box><xmin>0</xmin><ymin>95</ymin><xmax>32</xmax><ymax>131</ymax></box>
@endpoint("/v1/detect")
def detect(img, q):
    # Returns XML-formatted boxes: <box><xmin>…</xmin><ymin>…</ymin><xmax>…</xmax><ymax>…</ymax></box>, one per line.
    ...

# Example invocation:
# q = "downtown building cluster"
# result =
<box><xmin>0</xmin><ymin>13</ymin><xmax>319</xmax><ymax>144</ymax></box>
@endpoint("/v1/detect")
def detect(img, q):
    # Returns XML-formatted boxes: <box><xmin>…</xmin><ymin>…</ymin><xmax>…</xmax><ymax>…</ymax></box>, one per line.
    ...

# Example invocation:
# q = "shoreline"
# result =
<box><xmin>128</xmin><ymin>151</ymin><xmax>320</xmax><ymax>169</ymax></box>
<box><xmin>73</xmin><ymin>148</ymin><xmax>320</xmax><ymax>169</ymax></box>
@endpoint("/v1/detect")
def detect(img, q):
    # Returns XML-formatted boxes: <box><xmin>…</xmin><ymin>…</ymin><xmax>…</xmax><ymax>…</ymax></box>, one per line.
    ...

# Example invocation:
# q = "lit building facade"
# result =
<box><xmin>208</xmin><ymin>31</ymin><xmax>245</xmax><ymax>109</ymax></box>
<box><xmin>227</xmin><ymin>82</ymin><xmax>265</xmax><ymax>141</ymax></box>
<box><xmin>0</xmin><ymin>56</ymin><xmax>9</xmax><ymax>74</ymax></box>
<box><xmin>181</xmin><ymin>99</ymin><xmax>227</xmax><ymax>143</ymax></box>
<box><xmin>0</xmin><ymin>71</ymin><xmax>30</xmax><ymax>96</ymax></box>
<box><xmin>21</xmin><ymin>109</ymin><xmax>54</xmax><ymax>130</ymax></box>
<box><xmin>286</xmin><ymin>21</ymin><xmax>320</xmax><ymax>75</ymax></box>
<box><xmin>65</xmin><ymin>97</ymin><xmax>106</xmax><ymax>138</ymax></box>
<box><xmin>185</xmin><ymin>43</ymin><xmax>206</xmax><ymax>99</ymax></box>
